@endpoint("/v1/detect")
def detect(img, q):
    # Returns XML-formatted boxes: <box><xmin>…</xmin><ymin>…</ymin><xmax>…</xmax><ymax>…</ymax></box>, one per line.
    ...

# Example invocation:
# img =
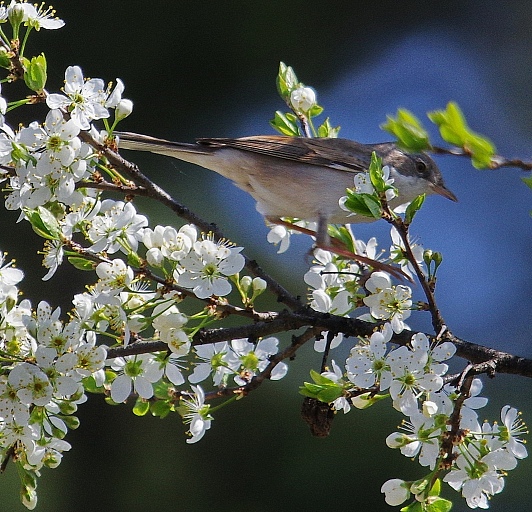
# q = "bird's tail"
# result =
<box><xmin>115</xmin><ymin>131</ymin><xmax>214</xmax><ymax>163</ymax></box>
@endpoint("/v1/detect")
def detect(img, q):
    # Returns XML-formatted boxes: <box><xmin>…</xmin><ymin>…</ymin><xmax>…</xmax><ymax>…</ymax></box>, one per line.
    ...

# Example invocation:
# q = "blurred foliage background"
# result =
<box><xmin>1</xmin><ymin>1</ymin><xmax>532</xmax><ymax>510</ymax></box>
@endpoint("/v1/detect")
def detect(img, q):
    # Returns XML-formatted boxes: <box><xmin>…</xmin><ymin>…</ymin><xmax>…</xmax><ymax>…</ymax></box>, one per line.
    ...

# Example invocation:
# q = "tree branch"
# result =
<box><xmin>77</xmin><ymin>129</ymin><xmax>304</xmax><ymax>311</ymax></box>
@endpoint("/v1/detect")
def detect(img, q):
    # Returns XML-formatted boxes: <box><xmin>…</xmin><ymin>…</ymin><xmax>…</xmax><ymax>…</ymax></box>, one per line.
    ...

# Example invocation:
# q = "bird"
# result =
<box><xmin>116</xmin><ymin>133</ymin><xmax>457</xmax><ymax>274</ymax></box>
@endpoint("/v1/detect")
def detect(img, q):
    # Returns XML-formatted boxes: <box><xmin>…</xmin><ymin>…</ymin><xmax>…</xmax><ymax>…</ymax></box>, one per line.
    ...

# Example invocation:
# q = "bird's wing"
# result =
<box><xmin>196</xmin><ymin>136</ymin><xmax>377</xmax><ymax>173</ymax></box>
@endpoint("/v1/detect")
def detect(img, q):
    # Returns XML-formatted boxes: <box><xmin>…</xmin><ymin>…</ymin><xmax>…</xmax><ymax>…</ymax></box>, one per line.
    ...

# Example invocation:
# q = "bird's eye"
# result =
<box><xmin>415</xmin><ymin>160</ymin><xmax>428</xmax><ymax>175</ymax></box>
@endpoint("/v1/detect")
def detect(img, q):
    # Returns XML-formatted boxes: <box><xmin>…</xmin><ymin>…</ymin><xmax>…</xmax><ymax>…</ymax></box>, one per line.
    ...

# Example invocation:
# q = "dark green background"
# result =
<box><xmin>1</xmin><ymin>1</ymin><xmax>532</xmax><ymax>511</ymax></box>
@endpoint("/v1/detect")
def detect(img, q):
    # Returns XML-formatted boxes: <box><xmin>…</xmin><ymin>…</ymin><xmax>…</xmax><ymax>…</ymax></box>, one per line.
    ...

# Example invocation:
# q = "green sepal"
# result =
<box><xmin>381</xmin><ymin>108</ymin><xmax>431</xmax><ymax>152</ymax></box>
<box><xmin>405</xmin><ymin>194</ymin><xmax>426</xmax><ymax>224</ymax></box>
<box><xmin>428</xmin><ymin>101</ymin><xmax>496</xmax><ymax>168</ymax></box>
<box><xmin>269</xmin><ymin>110</ymin><xmax>300</xmax><ymax>136</ymax></box>
<box><xmin>127</xmin><ymin>251</ymin><xmax>143</xmax><ymax>268</ymax></box>
<box><xmin>68</xmin><ymin>256</ymin><xmax>95</xmax><ymax>271</ymax></box>
<box><xmin>133</xmin><ymin>398</ymin><xmax>150</xmax><ymax>417</ymax></box>
<box><xmin>307</xmin><ymin>104</ymin><xmax>323</xmax><ymax>118</ymax></box>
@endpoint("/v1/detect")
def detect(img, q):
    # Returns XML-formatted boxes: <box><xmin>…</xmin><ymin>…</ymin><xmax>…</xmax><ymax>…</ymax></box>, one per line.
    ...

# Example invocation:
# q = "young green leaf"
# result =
<box><xmin>133</xmin><ymin>399</ymin><xmax>150</xmax><ymax>417</ymax></box>
<box><xmin>276</xmin><ymin>62</ymin><xmax>298</xmax><ymax>100</ymax></box>
<box><xmin>522</xmin><ymin>175</ymin><xmax>532</xmax><ymax>190</ymax></box>
<box><xmin>381</xmin><ymin>108</ymin><xmax>431</xmax><ymax>152</ymax></box>
<box><xmin>25</xmin><ymin>206</ymin><xmax>61</xmax><ymax>239</ymax></box>
<box><xmin>317</xmin><ymin>117</ymin><xmax>341</xmax><ymax>138</ymax></box>
<box><xmin>23</xmin><ymin>53</ymin><xmax>47</xmax><ymax>92</ymax></box>
<box><xmin>269</xmin><ymin>110</ymin><xmax>300</xmax><ymax>136</ymax></box>
<box><xmin>405</xmin><ymin>194</ymin><xmax>425</xmax><ymax>224</ymax></box>
<box><xmin>68</xmin><ymin>257</ymin><xmax>95</xmax><ymax>271</ymax></box>
<box><xmin>428</xmin><ymin>102</ymin><xmax>496</xmax><ymax>169</ymax></box>
<box><xmin>343</xmin><ymin>191</ymin><xmax>382</xmax><ymax>219</ymax></box>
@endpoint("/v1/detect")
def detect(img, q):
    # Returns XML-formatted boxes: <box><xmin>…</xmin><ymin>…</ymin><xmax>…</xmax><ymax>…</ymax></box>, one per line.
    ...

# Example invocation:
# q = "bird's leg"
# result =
<box><xmin>267</xmin><ymin>216</ymin><xmax>410</xmax><ymax>281</ymax></box>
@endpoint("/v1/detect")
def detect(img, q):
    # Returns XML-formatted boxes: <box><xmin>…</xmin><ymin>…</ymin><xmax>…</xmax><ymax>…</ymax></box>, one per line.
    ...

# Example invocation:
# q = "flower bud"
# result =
<box><xmin>252</xmin><ymin>277</ymin><xmax>266</xmax><ymax>293</ymax></box>
<box><xmin>239</xmin><ymin>275</ymin><xmax>252</xmax><ymax>293</ymax></box>
<box><xmin>290</xmin><ymin>86</ymin><xmax>316</xmax><ymax>113</ymax></box>
<box><xmin>8</xmin><ymin>3</ymin><xmax>25</xmax><ymax>31</ymax></box>
<box><xmin>114</xmin><ymin>98</ymin><xmax>133</xmax><ymax>121</ymax></box>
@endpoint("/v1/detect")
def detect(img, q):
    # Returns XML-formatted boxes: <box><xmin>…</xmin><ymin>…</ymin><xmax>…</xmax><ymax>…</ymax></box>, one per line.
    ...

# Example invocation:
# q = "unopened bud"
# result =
<box><xmin>8</xmin><ymin>3</ymin><xmax>25</xmax><ymax>30</ymax></box>
<box><xmin>252</xmin><ymin>277</ymin><xmax>266</xmax><ymax>293</ymax></box>
<box><xmin>290</xmin><ymin>86</ymin><xmax>316</xmax><ymax>113</ymax></box>
<box><xmin>239</xmin><ymin>275</ymin><xmax>252</xmax><ymax>293</ymax></box>
<box><xmin>115</xmin><ymin>98</ymin><xmax>133</xmax><ymax>121</ymax></box>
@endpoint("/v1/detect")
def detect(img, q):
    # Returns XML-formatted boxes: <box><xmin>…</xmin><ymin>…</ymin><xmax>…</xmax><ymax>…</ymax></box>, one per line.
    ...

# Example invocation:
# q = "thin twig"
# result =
<box><xmin>431</xmin><ymin>146</ymin><xmax>532</xmax><ymax>171</ymax></box>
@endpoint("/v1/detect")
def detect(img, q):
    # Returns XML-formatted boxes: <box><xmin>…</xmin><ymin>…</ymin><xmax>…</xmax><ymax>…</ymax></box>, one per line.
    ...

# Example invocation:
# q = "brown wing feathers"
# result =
<box><xmin>196</xmin><ymin>136</ymin><xmax>372</xmax><ymax>172</ymax></box>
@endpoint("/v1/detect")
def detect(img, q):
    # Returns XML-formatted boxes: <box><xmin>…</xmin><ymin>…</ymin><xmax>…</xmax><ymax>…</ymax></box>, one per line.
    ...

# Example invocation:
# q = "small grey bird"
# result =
<box><xmin>116</xmin><ymin>133</ymin><xmax>456</xmax><ymax>263</ymax></box>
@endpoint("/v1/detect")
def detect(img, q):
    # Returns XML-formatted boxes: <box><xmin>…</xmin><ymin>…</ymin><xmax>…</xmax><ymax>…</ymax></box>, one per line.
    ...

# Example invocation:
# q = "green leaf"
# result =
<box><xmin>400</xmin><ymin>502</ymin><xmax>422</xmax><ymax>512</ymax></box>
<box><xmin>428</xmin><ymin>478</ymin><xmax>441</xmax><ymax>497</ymax></box>
<box><xmin>328</xmin><ymin>225</ymin><xmax>355</xmax><ymax>252</ymax></box>
<box><xmin>25</xmin><ymin>206</ymin><xmax>61</xmax><ymax>239</ymax></box>
<box><xmin>133</xmin><ymin>399</ymin><xmax>150</xmax><ymax>417</ymax></box>
<box><xmin>309</xmin><ymin>369</ymin><xmax>334</xmax><ymax>385</ymax></box>
<box><xmin>307</xmin><ymin>104</ymin><xmax>324</xmax><ymax>118</ymax></box>
<box><xmin>368</xmin><ymin>152</ymin><xmax>385</xmax><ymax>191</ymax></box>
<box><xmin>405</xmin><ymin>194</ymin><xmax>426</xmax><ymax>224</ymax></box>
<box><xmin>521</xmin><ymin>175</ymin><xmax>532</xmax><ymax>190</ymax></box>
<box><xmin>428</xmin><ymin>102</ymin><xmax>496</xmax><ymax>169</ymax></box>
<box><xmin>150</xmin><ymin>400</ymin><xmax>172</xmax><ymax>418</ymax></box>
<box><xmin>276</xmin><ymin>62</ymin><xmax>298</xmax><ymax>100</ymax></box>
<box><xmin>82</xmin><ymin>375</ymin><xmax>105</xmax><ymax>394</ymax></box>
<box><xmin>317</xmin><ymin>117</ymin><xmax>341</xmax><ymax>138</ymax></box>
<box><xmin>299</xmin><ymin>370</ymin><xmax>343</xmax><ymax>402</ymax></box>
<box><xmin>269</xmin><ymin>110</ymin><xmax>300</xmax><ymax>136</ymax></box>
<box><xmin>343</xmin><ymin>191</ymin><xmax>382</xmax><ymax>219</ymax></box>
<box><xmin>68</xmin><ymin>256</ymin><xmax>95</xmax><ymax>271</ymax></box>
<box><xmin>425</xmin><ymin>498</ymin><xmax>453</xmax><ymax>512</ymax></box>
<box><xmin>23</xmin><ymin>53</ymin><xmax>47</xmax><ymax>92</ymax></box>
<box><xmin>0</xmin><ymin>47</ymin><xmax>10</xmax><ymax>69</ymax></box>
<box><xmin>381</xmin><ymin>108</ymin><xmax>431</xmax><ymax>152</ymax></box>
<box><xmin>152</xmin><ymin>380</ymin><xmax>174</xmax><ymax>400</ymax></box>
<box><xmin>299</xmin><ymin>383</ymin><xmax>323</xmax><ymax>398</ymax></box>
<box><xmin>352</xmin><ymin>392</ymin><xmax>388</xmax><ymax>409</ymax></box>
<box><xmin>316</xmin><ymin>386</ymin><xmax>343</xmax><ymax>403</ymax></box>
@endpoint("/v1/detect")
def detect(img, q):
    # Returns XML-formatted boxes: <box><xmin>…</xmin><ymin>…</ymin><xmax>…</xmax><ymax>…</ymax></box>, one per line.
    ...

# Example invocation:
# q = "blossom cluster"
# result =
<box><xmin>301</xmin><ymin>318</ymin><xmax>528</xmax><ymax>509</ymax></box>
<box><xmin>0</xmin><ymin>5</ymin><xmax>283</xmax><ymax>506</ymax></box>
<box><xmin>0</xmin><ymin>251</ymin><xmax>106</xmax><ymax>508</ymax></box>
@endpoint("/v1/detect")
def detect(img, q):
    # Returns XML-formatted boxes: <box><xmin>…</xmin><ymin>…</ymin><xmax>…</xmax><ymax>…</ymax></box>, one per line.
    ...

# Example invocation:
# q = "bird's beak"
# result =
<box><xmin>431</xmin><ymin>183</ymin><xmax>458</xmax><ymax>202</ymax></box>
